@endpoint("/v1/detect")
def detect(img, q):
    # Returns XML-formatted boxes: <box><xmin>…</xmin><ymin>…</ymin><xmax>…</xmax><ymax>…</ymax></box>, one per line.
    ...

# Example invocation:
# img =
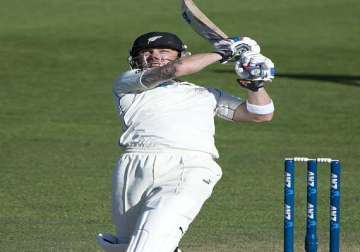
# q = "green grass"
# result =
<box><xmin>1</xmin><ymin>0</ymin><xmax>360</xmax><ymax>251</ymax></box>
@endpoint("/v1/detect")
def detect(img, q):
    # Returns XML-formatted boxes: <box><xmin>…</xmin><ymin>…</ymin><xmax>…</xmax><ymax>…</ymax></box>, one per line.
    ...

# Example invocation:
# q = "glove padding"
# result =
<box><xmin>235</xmin><ymin>52</ymin><xmax>275</xmax><ymax>91</ymax></box>
<box><xmin>213</xmin><ymin>37</ymin><xmax>260</xmax><ymax>64</ymax></box>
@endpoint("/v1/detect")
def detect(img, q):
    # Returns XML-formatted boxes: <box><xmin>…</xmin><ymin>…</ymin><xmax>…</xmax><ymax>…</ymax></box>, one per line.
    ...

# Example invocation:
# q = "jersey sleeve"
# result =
<box><xmin>207</xmin><ymin>87</ymin><xmax>244</xmax><ymax>121</ymax></box>
<box><xmin>113</xmin><ymin>69</ymin><xmax>148</xmax><ymax>94</ymax></box>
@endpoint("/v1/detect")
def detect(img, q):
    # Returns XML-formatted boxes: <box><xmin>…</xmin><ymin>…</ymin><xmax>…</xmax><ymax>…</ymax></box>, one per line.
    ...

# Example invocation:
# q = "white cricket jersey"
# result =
<box><xmin>113</xmin><ymin>69</ymin><xmax>243</xmax><ymax>159</ymax></box>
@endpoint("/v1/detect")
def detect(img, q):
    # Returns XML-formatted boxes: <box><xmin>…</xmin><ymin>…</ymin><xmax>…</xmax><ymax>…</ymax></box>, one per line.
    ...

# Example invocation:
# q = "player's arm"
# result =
<box><xmin>114</xmin><ymin>53</ymin><xmax>221</xmax><ymax>94</ymax></box>
<box><xmin>232</xmin><ymin>52</ymin><xmax>275</xmax><ymax>122</ymax></box>
<box><xmin>141</xmin><ymin>37</ymin><xmax>260</xmax><ymax>88</ymax></box>
<box><xmin>213</xmin><ymin>51</ymin><xmax>275</xmax><ymax>122</ymax></box>
<box><xmin>117</xmin><ymin>38</ymin><xmax>260</xmax><ymax>93</ymax></box>
<box><xmin>141</xmin><ymin>53</ymin><xmax>221</xmax><ymax>88</ymax></box>
<box><xmin>210</xmin><ymin>87</ymin><xmax>273</xmax><ymax>123</ymax></box>
<box><xmin>232</xmin><ymin>88</ymin><xmax>274</xmax><ymax>122</ymax></box>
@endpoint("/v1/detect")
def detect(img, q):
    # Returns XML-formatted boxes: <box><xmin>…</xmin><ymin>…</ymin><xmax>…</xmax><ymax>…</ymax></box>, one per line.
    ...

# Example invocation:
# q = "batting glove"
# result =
<box><xmin>235</xmin><ymin>52</ymin><xmax>275</xmax><ymax>91</ymax></box>
<box><xmin>213</xmin><ymin>36</ymin><xmax>260</xmax><ymax>64</ymax></box>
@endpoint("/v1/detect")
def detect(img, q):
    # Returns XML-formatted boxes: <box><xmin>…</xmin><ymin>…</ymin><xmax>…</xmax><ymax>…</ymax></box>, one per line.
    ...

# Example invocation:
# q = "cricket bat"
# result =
<box><xmin>181</xmin><ymin>0</ymin><xmax>228</xmax><ymax>42</ymax></box>
<box><xmin>181</xmin><ymin>0</ymin><xmax>251</xmax><ymax>56</ymax></box>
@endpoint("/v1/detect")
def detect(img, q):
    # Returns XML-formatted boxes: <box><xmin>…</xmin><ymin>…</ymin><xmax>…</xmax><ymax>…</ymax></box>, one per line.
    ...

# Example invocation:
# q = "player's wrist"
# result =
<box><xmin>248</xmin><ymin>85</ymin><xmax>265</xmax><ymax>92</ymax></box>
<box><xmin>212</xmin><ymin>52</ymin><xmax>224</xmax><ymax>61</ymax></box>
<box><xmin>213</xmin><ymin>51</ymin><xmax>230</xmax><ymax>63</ymax></box>
<box><xmin>237</xmin><ymin>80</ymin><xmax>265</xmax><ymax>91</ymax></box>
<box><xmin>246</xmin><ymin>100</ymin><xmax>274</xmax><ymax>115</ymax></box>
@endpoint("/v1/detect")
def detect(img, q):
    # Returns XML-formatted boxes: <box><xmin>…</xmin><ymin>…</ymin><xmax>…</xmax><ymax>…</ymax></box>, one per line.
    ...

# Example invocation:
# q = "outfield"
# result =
<box><xmin>1</xmin><ymin>0</ymin><xmax>359</xmax><ymax>251</ymax></box>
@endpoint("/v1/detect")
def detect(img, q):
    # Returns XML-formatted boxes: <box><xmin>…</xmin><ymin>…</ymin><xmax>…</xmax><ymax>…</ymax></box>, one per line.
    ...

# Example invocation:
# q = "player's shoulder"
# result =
<box><xmin>115</xmin><ymin>69</ymin><xmax>142</xmax><ymax>82</ymax></box>
<box><xmin>113</xmin><ymin>69</ymin><xmax>144</xmax><ymax>94</ymax></box>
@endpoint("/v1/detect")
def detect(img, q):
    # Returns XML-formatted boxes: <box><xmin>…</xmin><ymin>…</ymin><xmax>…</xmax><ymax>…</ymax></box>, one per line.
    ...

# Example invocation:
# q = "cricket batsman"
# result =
<box><xmin>97</xmin><ymin>31</ymin><xmax>275</xmax><ymax>252</ymax></box>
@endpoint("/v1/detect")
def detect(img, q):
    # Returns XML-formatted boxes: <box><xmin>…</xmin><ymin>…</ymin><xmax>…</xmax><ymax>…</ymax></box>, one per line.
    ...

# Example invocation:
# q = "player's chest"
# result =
<box><xmin>122</xmin><ymin>85</ymin><xmax>217</xmax><ymax>112</ymax></box>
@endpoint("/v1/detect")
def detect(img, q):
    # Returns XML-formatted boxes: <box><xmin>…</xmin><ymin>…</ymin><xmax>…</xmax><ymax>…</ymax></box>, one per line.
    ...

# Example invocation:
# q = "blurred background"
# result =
<box><xmin>1</xmin><ymin>0</ymin><xmax>359</xmax><ymax>251</ymax></box>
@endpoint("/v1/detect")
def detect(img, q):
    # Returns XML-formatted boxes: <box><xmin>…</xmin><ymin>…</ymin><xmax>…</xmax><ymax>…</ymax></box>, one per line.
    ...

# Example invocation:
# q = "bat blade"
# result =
<box><xmin>181</xmin><ymin>0</ymin><xmax>228</xmax><ymax>42</ymax></box>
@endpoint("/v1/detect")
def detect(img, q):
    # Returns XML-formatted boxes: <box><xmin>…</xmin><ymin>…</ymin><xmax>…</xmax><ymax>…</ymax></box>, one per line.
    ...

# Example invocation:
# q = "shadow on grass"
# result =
<box><xmin>212</xmin><ymin>69</ymin><xmax>360</xmax><ymax>87</ymax></box>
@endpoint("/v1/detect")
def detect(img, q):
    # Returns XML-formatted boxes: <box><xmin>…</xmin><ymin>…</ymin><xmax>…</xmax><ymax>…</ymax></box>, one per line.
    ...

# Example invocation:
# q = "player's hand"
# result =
<box><xmin>235</xmin><ymin>52</ymin><xmax>275</xmax><ymax>81</ymax></box>
<box><xmin>213</xmin><ymin>37</ymin><xmax>260</xmax><ymax>64</ymax></box>
<box><xmin>235</xmin><ymin>52</ymin><xmax>275</xmax><ymax>91</ymax></box>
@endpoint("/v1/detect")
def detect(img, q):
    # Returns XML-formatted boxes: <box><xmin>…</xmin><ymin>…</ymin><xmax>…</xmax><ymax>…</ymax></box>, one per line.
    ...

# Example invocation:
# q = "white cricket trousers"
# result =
<box><xmin>112</xmin><ymin>148</ymin><xmax>222</xmax><ymax>252</ymax></box>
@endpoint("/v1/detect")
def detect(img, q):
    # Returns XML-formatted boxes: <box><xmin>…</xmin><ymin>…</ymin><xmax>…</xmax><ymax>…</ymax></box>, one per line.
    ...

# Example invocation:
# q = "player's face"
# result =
<box><xmin>137</xmin><ymin>48</ymin><xmax>179</xmax><ymax>68</ymax></box>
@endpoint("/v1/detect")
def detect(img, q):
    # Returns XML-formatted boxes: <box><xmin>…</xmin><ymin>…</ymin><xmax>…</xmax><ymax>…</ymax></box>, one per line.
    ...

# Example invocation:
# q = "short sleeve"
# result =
<box><xmin>207</xmin><ymin>87</ymin><xmax>244</xmax><ymax>121</ymax></box>
<box><xmin>113</xmin><ymin>69</ymin><xmax>147</xmax><ymax>95</ymax></box>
